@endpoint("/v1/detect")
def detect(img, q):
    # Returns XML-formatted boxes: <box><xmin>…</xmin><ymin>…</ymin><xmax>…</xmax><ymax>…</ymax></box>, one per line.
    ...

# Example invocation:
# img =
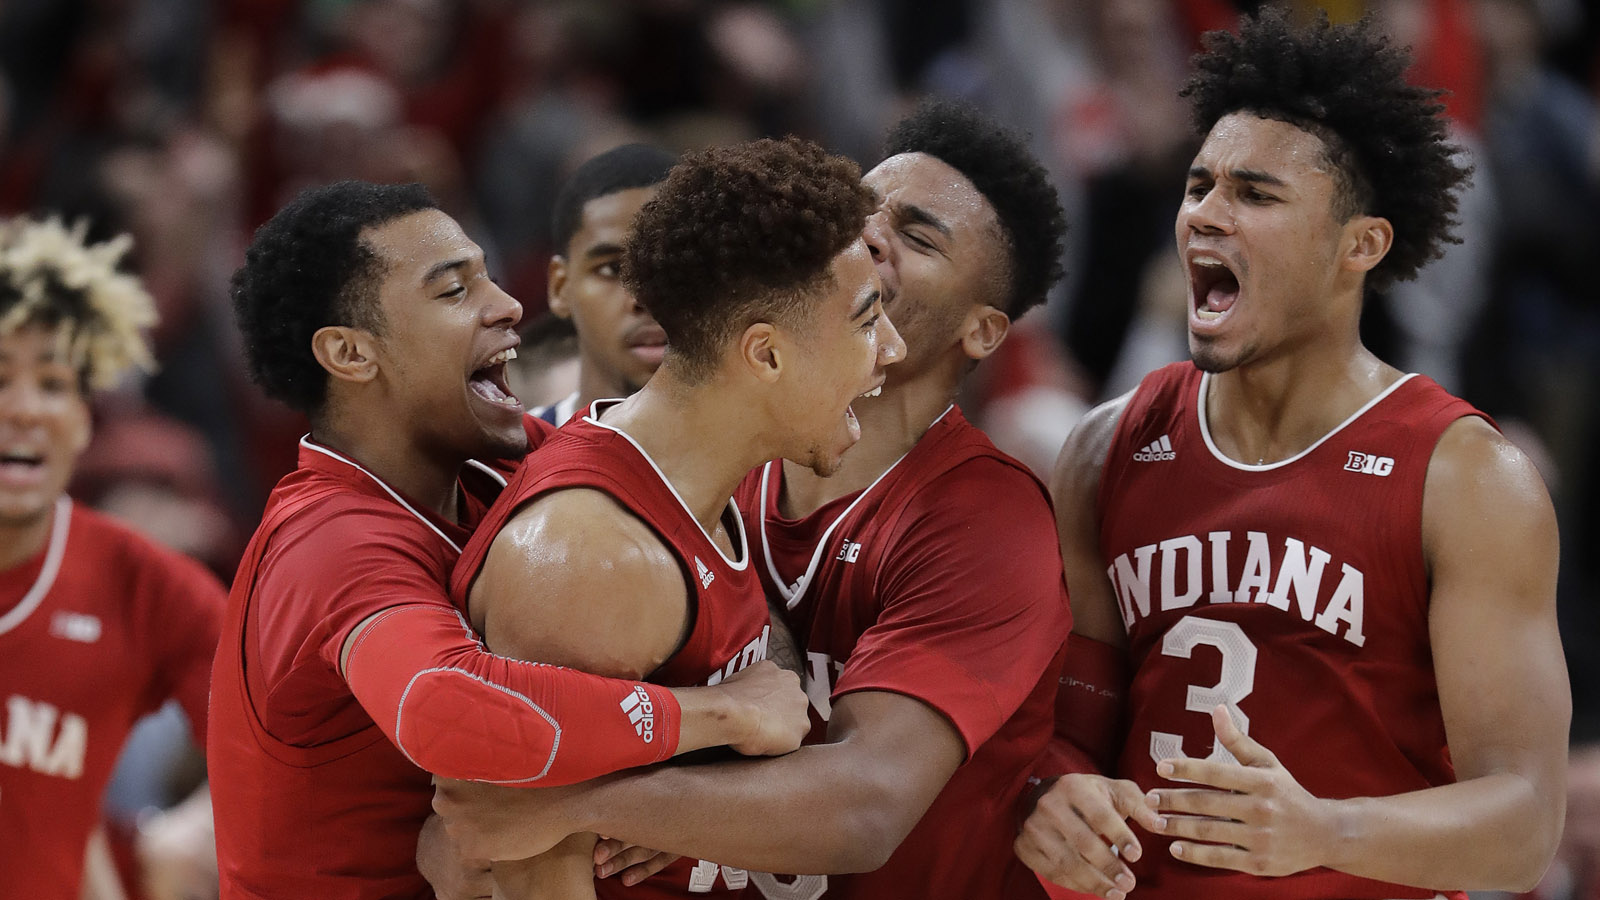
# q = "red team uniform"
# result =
<box><xmin>210</xmin><ymin>421</ymin><xmax>688</xmax><ymax>900</ymax></box>
<box><xmin>0</xmin><ymin>499</ymin><xmax>224</xmax><ymax>900</ymax></box>
<box><xmin>1100</xmin><ymin>362</ymin><xmax>1483</xmax><ymax>899</ymax></box>
<box><xmin>453</xmin><ymin>402</ymin><xmax>775</xmax><ymax>900</ymax></box>
<box><xmin>733</xmin><ymin>406</ymin><xmax>1070</xmax><ymax>900</ymax></box>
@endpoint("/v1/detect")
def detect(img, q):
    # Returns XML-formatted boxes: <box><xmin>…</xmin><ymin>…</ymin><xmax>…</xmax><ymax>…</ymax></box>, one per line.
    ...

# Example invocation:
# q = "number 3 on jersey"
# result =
<box><xmin>1149</xmin><ymin>615</ymin><xmax>1256</xmax><ymax>766</ymax></box>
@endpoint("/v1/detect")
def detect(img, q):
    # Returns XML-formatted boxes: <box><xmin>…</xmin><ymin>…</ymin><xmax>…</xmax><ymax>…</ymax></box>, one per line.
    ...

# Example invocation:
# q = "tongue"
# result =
<box><xmin>471</xmin><ymin>375</ymin><xmax>511</xmax><ymax>403</ymax></box>
<box><xmin>1205</xmin><ymin>281</ymin><xmax>1239</xmax><ymax>314</ymax></box>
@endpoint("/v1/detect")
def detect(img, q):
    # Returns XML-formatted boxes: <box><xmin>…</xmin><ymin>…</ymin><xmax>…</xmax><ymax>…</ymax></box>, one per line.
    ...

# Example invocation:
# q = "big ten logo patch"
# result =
<box><xmin>1344</xmin><ymin>451</ymin><xmax>1394</xmax><ymax>477</ymax></box>
<box><xmin>835</xmin><ymin>539</ymin><xmax>862</xmax><ymax>563</ymax></box>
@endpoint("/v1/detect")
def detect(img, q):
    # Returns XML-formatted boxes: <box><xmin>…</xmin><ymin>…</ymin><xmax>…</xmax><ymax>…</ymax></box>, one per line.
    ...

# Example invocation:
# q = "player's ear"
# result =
<box><xmin>312</xmin><ymin>326</ymin><xmax>381</xmax><ymax>385</ymax></box>
<box><xmin>547</xmin><ymin>255</ymin><xmax>572</xmax><ymax>319</ymax></box>
<box><xmin>959</xmin><ymin>305</ymin><xmax>1010</xmax><ymax>361</ymax></box>
<box><xmin>1342</xmin><ymin>215</ymin><xmax>1393</xmax><ymax>275</ymax></box>
<box><xmin>739</xmin><ymin>321</ymin><xmax>782</xmax><ymax>384</ymax></box>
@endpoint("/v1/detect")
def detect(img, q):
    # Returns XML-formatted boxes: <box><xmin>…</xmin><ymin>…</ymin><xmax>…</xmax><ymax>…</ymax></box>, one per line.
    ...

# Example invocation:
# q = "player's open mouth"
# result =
<box><xmin>859</xmin><ymin>385</ymin><xmax>882</xmax><ymax>399</ymax></box>
<box><xmin>1189</xmin><ymin>254</ymin><xmax>1241</xmax><ymax>321</ymax></box>
<box><xmin>0</xmin><ymin>449</ymin><xmax>45</xmax><ymax>484</ymax></box>
<box><xmin>469</xmin><ymin>347</ymin><xmax>521</xmax><ymax>407</ymax></box>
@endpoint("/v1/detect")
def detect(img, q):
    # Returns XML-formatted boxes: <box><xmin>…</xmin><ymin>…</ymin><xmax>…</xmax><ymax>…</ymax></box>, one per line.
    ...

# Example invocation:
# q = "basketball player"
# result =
<box><xmin>211</xmin><ymin>181</ymin><xmax>813</xmax><ymax>899</ymax></box>
<box><xmin>534</xmin><ymin>144</ymin><xmax>676</xmax><ymax>425</ymax></box>
<box><xmin>0</xmin><ymin>217</ymin><xmax>225</xmax><ymax>900</ymax></box>
<box><xmin>1018</xmin><ymin>10</ymin><xmax>1569</xmax><ymax>899</ymax></box>
<box><xmin>434</xmin><ymin>101</ymin><xmax>1075</xmax><ymax>900</ymax></box>
<box><xmin>448</xmin><ymin>136</ymin><xmax>899</xmax><ymax>899</ymax></box>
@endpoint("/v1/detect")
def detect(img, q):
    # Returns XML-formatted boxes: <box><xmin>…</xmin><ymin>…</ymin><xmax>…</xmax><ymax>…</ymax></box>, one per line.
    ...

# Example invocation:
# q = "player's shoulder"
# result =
<box><xmin>263</xmin><ymin>473</ymin><xmax>449</xmax><ymax>567</ymax></box>
<box><xmin>1425</xmin><ymin>415</ymin><xmax>1551</xmax><ymax>519</ymax></box>
<box><xmin>1051</xmin><ymin>387</ymin><xmax>1137</xmax><ymax>497</ymax></box>
<box><xmin>67</xmin><ymin>503</ymin><xmax>226</xmax><ymax>600</ymax></box>
<box><xmin>496</xmin><ymin>487</ymin><xmax>679</xmax><ymax>581</ymax></box>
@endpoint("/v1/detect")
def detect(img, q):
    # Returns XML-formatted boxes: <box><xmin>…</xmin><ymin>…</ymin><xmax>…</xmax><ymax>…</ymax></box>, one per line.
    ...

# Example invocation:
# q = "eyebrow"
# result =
<box><xmin>422</xmin><ymin>256</ymin><xmax>474</xmax><ymax>284</ymax></box>
<box><xmin>893</xmin><ymin>202</ymin><xmax>952</xmax><ymax>238</ymax></box>
<box><xmin>1188</xmin><ymin>165</ymin><xmax>1286</xmax><ymax>187</ymax></box>
<box><xmin>851</xmin><ymin>288</ymin><xmax>881</xmax><ymax>320</ymax></box>
<box><xmin>580</xmin><ymin>242</ymin><xmax>625</xmax><ymax>260</ymax></box>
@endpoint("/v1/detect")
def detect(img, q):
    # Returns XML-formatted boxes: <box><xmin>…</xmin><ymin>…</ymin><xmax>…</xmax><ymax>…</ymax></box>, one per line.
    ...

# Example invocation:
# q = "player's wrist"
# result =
<box><xmin>1313</xmin><ymin>795</ymin><xmax>1360</xmax><ymax>872</ymax></box>
<box><xmin>667</xmin><ymin>684</ymin><xmax>749</xmax><ymax>755</ymax></box>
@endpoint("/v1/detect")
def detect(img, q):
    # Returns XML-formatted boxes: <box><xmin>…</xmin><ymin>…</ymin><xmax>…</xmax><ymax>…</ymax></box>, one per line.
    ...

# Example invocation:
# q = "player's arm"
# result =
<box><xmin>1019</xmin><ymin>391</ymin><xmax>1159</xmax><ymax>900</ymax></box>
<box><xmin>436</xmin><ymin>686</ymin><xmax>966</xmax><ymax>873</ymax></box>
<box><xmin>337</xmin><ymin>573</ymin><xmax>803</xmax><ymax>788</ymax></box>
<box><xmin>436</xmin><ymin>464</ymin><xmax>1068</xmax><ymax>874</ymax></box>
<box><xmin>1148</xmin><ymin>417</ymin><xmax>1569</xmax><ymax>891</ymax></box>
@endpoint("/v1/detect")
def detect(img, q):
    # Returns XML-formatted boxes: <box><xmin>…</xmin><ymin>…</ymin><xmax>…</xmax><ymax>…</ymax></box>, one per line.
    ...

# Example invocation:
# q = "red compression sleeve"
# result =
<box><xmin>344</xmin><ymin>602</ymin><xmax>680</xmax><ymax>786</ymax></box>
<box><xmin>1039</xmin><ymin>633</ymin><xmax>1131</xmax><ymax>777</ymax></box>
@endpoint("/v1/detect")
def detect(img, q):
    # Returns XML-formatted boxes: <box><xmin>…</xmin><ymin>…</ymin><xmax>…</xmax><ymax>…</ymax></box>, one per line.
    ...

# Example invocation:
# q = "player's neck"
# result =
<box><xmin>0</xmin><ymin>510</ymin><xmax>54</xmax><ymax>573</ymax></box>
<box><xmin>779</xmin><ymin>369</ymin><xmax>953</xmax><ymax>516</ymax></box>
<box><xmin>598</xmin><ymin>374</ymin><xmax>767</xmax><ymax>536</ymax></box>
<box><xmin>1206</xmin><ymin>344</ymin><xmax>1402</xmax><ymax>465</ymax></box>
<box><xmin>310</xmin><ymin>418</ymin><xmax>463</xmax><ymax>524</ymax></box>
<box><xmin>575</xmin><ymin>362</ymin><xmax>634</xmax><ymax>410</ymax></box>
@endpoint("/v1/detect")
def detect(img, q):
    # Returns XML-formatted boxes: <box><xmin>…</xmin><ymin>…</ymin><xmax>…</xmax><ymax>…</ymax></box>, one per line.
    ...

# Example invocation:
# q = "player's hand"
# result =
<box><xmin>135</xmin><ymin>795</ymin><xmax>219</xmax><ymax>900</ymax></box>
<box><xmin>594</xmin><ymin>837</ymin><xmax>678</xmax><ymax>885</ymax></box>
<box><xmin>1146</xmin><ymin>705</ymin><xmax>1338</xmax><ymax>876</ymax></box>
<box><xmin>432</xmin><ymin>777</ymin><xmax>584</xmax><ymax>863</ymax></box>
<box><xmin>416</xmin><ymin>813</ymin><xmax>493</xmax><ymax>900</ymax></box>
<box><xmin>1015</xmin><ymin>773</ymin><xmax>1159</xmax><ymax>899</ymax></box>
<box><xmin>719</xmin><ymin>660</ymin><xmax>810</xmax><ymax>756</ymax></box>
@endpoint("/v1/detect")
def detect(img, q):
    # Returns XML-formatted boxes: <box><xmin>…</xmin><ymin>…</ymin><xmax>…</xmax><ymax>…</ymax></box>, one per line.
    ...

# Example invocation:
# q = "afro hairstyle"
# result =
<box><xmin>883</xmin><ymin>97</ymin><xmax>1067</xmax><ymax>319</ymax></box>
<box><xmin>232</xmin><ymin>181</ymin><xmax>435</xmax><ymax>415</ymax></box>
<box><xmin>1181</xmin><ymin>8</ymin><xmax>1472</xmax><ymax>290</ymax></box>
<box><xmin>550</xmin><ymin>144</ymin><xmax>677</xmax><ymax>256</ymax></box>
<box><xmin>0</xmin><ymin>217</ymin><xmax>156</xmax><ymax>391</ymax></box>
<box><xmin>624</xmin><ymin>137</ymin><xmax>874</xmax><ymax>381</ymax></box>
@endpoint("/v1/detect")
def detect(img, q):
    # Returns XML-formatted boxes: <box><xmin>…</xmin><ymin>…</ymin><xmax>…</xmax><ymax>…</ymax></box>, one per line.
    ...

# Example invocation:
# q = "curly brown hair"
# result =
<box><xmin>1182</xmin><ymin>9</ymin><xmax>1471</xmax><ymax>291</ymax></box>
<box><xmin>624</xmin><ymin>137</ymin><xmax>874</xmax><ymax>380</ymax></box>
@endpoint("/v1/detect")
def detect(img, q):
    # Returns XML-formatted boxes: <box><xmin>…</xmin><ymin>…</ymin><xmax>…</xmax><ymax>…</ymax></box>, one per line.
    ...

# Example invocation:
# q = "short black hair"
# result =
<box><xmin>883</xmin><ymin>98</ymin><xmax>1067</xmax><ymax>319</ymax></box>
<box><xmin>232</xmin><ymin>181</ymin><xmax>436</xmax><ymax>414</ymax></box>
<box><xmin>1182</xmin><ymin>8</ymin><xmax>1471</xmax><ymax>290</ymax></box>
<box><xmin>550</xmin><ymin>144</ymin><xmax>677</xmax><ymax>256</ymax></box>
<box><xmin>625</xmin><ymin>137</ymin><xmax>874</xmax><ymax>382</ymax></box>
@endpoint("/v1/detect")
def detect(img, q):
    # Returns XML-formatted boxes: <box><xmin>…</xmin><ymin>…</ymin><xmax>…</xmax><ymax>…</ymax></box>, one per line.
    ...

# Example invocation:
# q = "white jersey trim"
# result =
<box><xmin>0</xmin><ymin>496</ymin><xmax>71</xmax><ymax>637</ymax></box>
<box><xmin>759</xmin><ymin>405</ymin><xmax>954</xmax><ymax>610</ymax></box>
<box><xmin>299</xmin><ymin>435</ymin><xmax>476</xmax><ymax>556</ymax></box>
<box><xmin>1196</xmin><ymin>373</ymin><xmax>1418</xmax><ymax>472</ymax></box>
<box><xmin>581</xmin><ymin>401</ymin><xmax>751</xmax><ymax>571</ymax></box>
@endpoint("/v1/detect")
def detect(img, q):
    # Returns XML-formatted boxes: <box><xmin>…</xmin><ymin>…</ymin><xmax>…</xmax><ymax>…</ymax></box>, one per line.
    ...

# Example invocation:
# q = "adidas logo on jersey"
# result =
<box><xmin>619</xmin><ymin>685</ymin><xmax>656</xmax><ymax>744</ymax></box>
<box><xmin>1134</xmin><ymin>435</ymin><xmax>1176</xmax><ymax>462</ymax></box>
<box><xmin>695</xmin><ymin>556</ymin><xmax>715</xmax><ymax>588</ymax></box>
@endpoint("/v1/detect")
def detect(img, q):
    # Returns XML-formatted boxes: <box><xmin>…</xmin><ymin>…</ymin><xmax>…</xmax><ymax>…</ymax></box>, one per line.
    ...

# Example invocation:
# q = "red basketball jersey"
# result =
<box><xmin>0</xmin><ymin>499</ymin><xmax>224</xmax><ymax>900</ymax></box>
<box><xmin>210</xmin><ymin>438</ymin><xmax>522</xmax><ymax>900</ymax></box>
<box><xmin>1101</xmin><ymin>362</ymin><xmax>1484</xmax><ymax>899</ymax></box>
<box><xmin>732</xmin><ymin>406</ymin><xmax>1070</xmax><ymax>900</ymax></box>
<box><xmin>453</xmin><ymin>401</ymin><xmax>774</xmax><ymax>899</ymax></box>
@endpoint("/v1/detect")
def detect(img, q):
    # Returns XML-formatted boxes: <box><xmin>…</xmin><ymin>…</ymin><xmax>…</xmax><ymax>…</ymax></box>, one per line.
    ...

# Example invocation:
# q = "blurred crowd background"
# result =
<box><xmin>3</xmin><ymin>0</ymin><xmax>1597</xmax><ymax>896</ymax></box>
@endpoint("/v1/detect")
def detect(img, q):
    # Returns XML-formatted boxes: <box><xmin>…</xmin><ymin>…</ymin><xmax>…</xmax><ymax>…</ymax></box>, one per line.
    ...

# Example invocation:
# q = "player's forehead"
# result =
<box><xmin>863</xmin><ymin>152</ymin><xmax>998</xmax><ymax>237</ymax></box>
<box><xmin>820</xmin><ymin>239</ymin><xmax>879</xmax><ymax>321</ymax></box>
<box><xmin>572</xmin><ymin>186</ymin><xmax>657</xmax><ymax>256</ymax></box>
<box><xmin>362</xmin><ymin>208</ymin><xmax>483</xmax><ymax>286</ymax></box>
<box><xmin>1192</xmin><ymin>112</ymin><xmax>1335</xmax><ymax>189</ymax></box>
<box><xmin>0</xmin><ymin>320</ymin><xmax>75</xmax><ymax>368</ymax></box>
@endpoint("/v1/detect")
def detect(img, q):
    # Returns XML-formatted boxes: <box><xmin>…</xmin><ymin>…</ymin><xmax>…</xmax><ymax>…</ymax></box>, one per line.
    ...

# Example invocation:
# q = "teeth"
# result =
<box><xmin>1194</xmin><ymin>257</ymin><xmax>1225</xmax><ymax>268</ymax></box>
<box><xmin>485</xmin><ymin>348</ymin><xmax>518</xmax><ymax>367</ymax></box>
<box><xmin>860</xmin><ymin>386</ymin><xmax>882</xmax><ymax>399</ymax></box>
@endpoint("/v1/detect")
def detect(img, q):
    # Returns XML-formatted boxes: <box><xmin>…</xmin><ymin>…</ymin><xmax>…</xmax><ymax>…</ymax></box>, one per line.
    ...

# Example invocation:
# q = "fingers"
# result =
<box><xmin>1016</xmin><ymin>776</ymin><xmax>1143</xmax><ymax>899</ymax></box>
<box><xmin>1146</xmin><ymin>787</ymin><xmax>1254</xmax><ymax>821</ymax></box>
<box><xmin>1168</xmin><ymin>838</ymin><xmax>1253</xmax><ymax>872</ymax></box>
<box><xmin>616</xmin><ymin>851</ymin><xmax>678</xmax><ymax>886</ymax></box>
<box><xmin>1108</xmin><ymin>778</ymin><xmax>1164</xmax><ymax>835</ymax></box>
<box><xmin>1210</xmin><ymin>705</ymin><xmax>1276</xmax><ymax>767</ymax></box>
<box><xmin>1014</xmin><ymin>826</ymin><xmax>1134</xmax><ymax>900</ymax></box>
<box><xmin>1155</xmin><ymin>755</ymin><xmax>1264</xmax><ymax>792</ymax></box>
<box><xmin>1149</xmin><ymin>812</ymin><xmax>1249</xmax><ymax>848</ymax></box>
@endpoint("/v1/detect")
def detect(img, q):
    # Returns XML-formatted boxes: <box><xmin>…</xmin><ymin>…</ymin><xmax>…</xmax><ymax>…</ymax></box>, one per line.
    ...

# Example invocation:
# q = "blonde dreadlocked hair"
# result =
<box><xmin>0</xmin><ymin>217</ymin><xmax>157</xmax><ymax>390</ymax></box>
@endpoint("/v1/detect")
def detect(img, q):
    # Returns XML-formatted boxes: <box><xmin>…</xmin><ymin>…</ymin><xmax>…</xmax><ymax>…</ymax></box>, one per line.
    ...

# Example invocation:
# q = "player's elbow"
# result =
<box><xmin>823</xmin><ymin>779</ymin><xmax>921</xmax><ymax>871</ymax></box>
<box><xmin>1487</xmin><ymin>776</ymin><xmax>1565</xmax><ymax>892</ymax></box>
<box><xmin>396</xmin><ymin>669</ymin><xmax>559</xmax><ymax>782</ymax></box>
